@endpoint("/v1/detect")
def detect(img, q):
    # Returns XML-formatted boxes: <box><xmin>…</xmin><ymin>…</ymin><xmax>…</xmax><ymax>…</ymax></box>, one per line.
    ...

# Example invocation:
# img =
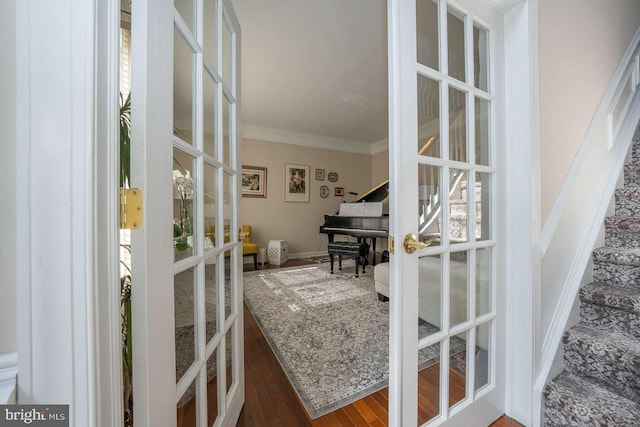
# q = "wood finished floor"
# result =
<box><xmin>181</xmin><ymin>258</ymin><xmax>524</xmax><ymax>427</ymax></box>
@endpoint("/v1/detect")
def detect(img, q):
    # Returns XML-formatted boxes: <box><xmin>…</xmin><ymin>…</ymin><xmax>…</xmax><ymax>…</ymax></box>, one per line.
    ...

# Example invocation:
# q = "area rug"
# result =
<box><xmin>243</xmin><ymin>261</ymin><xmax>466</xmax><ymax>419</ymax></box>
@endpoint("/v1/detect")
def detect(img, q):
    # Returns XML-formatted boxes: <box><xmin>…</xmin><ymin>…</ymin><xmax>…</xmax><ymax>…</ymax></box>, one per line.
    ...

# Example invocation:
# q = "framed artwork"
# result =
<box><xmin>319</xmin><ymin>185</ymin><xmax>329</xmax><ymax>198</ymax></box>
<box><xmin>328</xmin><ymin>172</ymin><xmax>339</xmax><ymax>182</ymax></box>
<box><xmin>315</xmin><ymin>169</ymin><xmax>325</xmax><ymax>180</ymax></box>
<box><xmin>285</xmin><ymin>163</ymin><xmax>310</xmax><ymax>202</ymax></box>
<box><xmin>241</xmin><ymin>165</ymin><xmax>267</xmax><ymax>198</ymax></box>
<box><xmin>334</xmin><ymin>187</ymin><xmax>344</xmax><ymax>196</ymax></box>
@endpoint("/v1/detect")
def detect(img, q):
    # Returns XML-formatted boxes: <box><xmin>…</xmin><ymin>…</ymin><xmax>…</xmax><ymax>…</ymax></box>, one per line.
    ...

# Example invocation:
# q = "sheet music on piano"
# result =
<box><xmin>337</xmin><ymin>202</ymin><xmax>383</xmax><ymax>217</ymax></box>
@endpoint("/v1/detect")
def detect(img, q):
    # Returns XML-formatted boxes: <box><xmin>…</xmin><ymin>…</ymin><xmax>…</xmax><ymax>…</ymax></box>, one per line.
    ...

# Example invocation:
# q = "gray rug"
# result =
<box><xmin>243</xmin><ymin>261</ymin><xmax>466</xmax><ymax>419</ymax></box>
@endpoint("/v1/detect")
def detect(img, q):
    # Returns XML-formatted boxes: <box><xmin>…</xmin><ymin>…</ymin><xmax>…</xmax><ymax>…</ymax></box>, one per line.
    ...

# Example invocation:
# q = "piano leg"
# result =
<box><xmin>338</xmin><ymin>255</ymin><xmax>342</xmax><ymax>271</ymax></box>
<box><xmin>355</xmin><ymin>256</ymin><xmax>360</xmax><ymax>278</ymax></box>
<box><xmin>329</xmin><ymin>253</ymin><xmax>334</xmax><ymax>274</ymax></box>
<box><xmin>371</xmin><ymin>238</ymin><xmax>377</xmax><ymax>266</ymax></box>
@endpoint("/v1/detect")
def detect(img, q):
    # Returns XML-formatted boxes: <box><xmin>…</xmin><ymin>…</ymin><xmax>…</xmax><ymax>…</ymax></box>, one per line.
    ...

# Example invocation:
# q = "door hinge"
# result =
<box><xmin>120</xmin><ymin>188</ymin><xmax>143</xmax><ymax>230</ymax></box>
<box><xmin>387</xmin><ymin>236</ymin><xmax>394</xmax><ymax>254</ymax></box>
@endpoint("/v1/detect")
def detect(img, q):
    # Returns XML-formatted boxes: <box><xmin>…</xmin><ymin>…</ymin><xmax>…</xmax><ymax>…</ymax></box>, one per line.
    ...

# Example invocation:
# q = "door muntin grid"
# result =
<box><xmin>414</xmin><ymin>1</ymin><xmax>496</xmax><ymax>424</ymax></box>
<box><xmin>173</xmin><ymin>0</ymin><xmax>240</xmax><ymax>424</ymax></box>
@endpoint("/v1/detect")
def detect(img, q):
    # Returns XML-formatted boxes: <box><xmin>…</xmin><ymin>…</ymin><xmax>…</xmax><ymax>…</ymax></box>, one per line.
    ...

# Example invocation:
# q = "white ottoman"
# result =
<box><xmin>373</xmin><ymin>259</ymin><xmax>473</xmax><ymax>329</ymax></box>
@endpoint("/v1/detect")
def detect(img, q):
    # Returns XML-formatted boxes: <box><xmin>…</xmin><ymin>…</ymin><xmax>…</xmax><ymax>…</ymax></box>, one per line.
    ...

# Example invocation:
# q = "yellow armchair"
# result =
<box><xmin>204</xmin><ymin>224</ymin><xmax>259</xmax><ymax>270</ymax></box>
<box><xmin>242</xmin><ymin>224</ymin><xmax>259</xmax><ymax>270</ymax></box>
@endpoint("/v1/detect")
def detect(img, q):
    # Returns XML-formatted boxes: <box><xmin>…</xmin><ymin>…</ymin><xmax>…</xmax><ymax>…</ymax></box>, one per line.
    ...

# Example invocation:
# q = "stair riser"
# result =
<box><xmin>624</xmin><ymin>168</ymin><xmax>640</xmax><ymax>187</ymax></box>
<box><xmin>580</xmin><ymin>303</ymin><xmax>640</xmax><ymax>340</ymax></box>
<box><xmin>605</xmin><ymin>228</ymin><xmax>640</xmax><ymax>248</ymax></box>
<box><xmin>633</xmin><ymin>132</ymin><xmax>640</xmax><ymax>162</ymax></box>
<box><xmin>563</xmin><ymin>347</ymin><xmax>640</xmax><ymax>402</ymax></box>
<box><xmin>615</xmin><ymin>195</ymin><xmax>640</xmax><ymax>216</ymax></box>
<box><xmin>593</xmin><ymin>261</ymin><xmax>640</xmax><ymax>287</ymax></box>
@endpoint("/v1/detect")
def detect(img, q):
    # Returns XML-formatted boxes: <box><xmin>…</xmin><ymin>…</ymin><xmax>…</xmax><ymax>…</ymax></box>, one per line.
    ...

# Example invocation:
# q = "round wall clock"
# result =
<box><xmin>319</xmin><ymin>185</ymin><xmax>329</xmax><ymax>198</ymax></box>
<box><xmin>327</xmin><ymin>172</ymin><xmax>338</xmax><ymax>182</ymax></box>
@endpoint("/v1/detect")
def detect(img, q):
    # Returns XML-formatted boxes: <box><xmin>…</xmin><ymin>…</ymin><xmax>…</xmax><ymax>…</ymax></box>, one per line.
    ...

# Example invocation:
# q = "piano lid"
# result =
<box><xmin>351</xmin><ymin>180</ymin><xmax>389</xmax><ymax>203</ymax></box>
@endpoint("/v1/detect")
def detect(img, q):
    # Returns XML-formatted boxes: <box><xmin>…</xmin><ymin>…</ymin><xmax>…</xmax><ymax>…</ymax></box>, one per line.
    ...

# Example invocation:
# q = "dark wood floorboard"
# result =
<box><xmin>181</xmin><ymin>258</ymin><xmax>524</xmax><ymax>427</ymax></box>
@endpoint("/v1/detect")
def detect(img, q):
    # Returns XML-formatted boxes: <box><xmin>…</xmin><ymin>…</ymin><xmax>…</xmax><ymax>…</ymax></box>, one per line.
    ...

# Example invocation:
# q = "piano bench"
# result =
<box><xmin>327</xmin><ymin>241</ymin><xmax>370</xmax><ymax>277</ymax></box>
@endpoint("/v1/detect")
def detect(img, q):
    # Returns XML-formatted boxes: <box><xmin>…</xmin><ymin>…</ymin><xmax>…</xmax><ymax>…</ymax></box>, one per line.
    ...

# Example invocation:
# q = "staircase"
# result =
<box><xmin>543</xmin><ymin>134</ymin><xmax>640</xmax><ymax>425</ymax></box>
<box><xmin>447</xmin><ymin>179</ymin><xmax>482</xmax><ymax>242</ymax></box>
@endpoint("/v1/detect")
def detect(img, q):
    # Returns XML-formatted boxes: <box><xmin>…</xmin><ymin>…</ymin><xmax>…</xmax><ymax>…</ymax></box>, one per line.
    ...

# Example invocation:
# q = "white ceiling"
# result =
<box><xmin>230</xmin><ymin>0</ymin><xmax>389</xmax><ymax>146</ymax></box>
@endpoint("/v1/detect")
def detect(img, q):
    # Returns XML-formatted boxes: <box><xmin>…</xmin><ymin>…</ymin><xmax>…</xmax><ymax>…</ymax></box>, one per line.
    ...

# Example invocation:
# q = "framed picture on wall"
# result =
<box><xmin>241</xmin><ymin>165</ymin><xmax>267</xmax><ymax>198</ymax></box>
<box><xmin>285</xmin><ymin>163</ymin><xmax>310</xmax><ymax>202</ymax></box>
<box><xmin>315</xmin><ymin>169</ymin><xmax>325</xmax><ymax>180</ymax></box>
<box><xmin>334</xmin><ymin>187</ymin><xmax>344</xmax><ymax>196</ymax></box>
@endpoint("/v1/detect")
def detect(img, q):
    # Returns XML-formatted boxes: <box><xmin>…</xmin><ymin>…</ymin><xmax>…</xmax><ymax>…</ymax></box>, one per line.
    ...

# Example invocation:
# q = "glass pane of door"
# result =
<box><xmin>417</xmin><ymin>343</ymin><xmax>441</xmax><ymax>425</ymax></box>
<box><xmin>447</xmin><ymin>7</ymin><xmax>465</xmax><ymax>81</ymax></box>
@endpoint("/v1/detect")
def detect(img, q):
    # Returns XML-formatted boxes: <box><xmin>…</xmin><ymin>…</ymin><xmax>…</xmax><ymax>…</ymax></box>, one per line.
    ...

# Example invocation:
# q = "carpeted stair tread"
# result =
<box><xmin>605</xmin><ymin>216</ymin><xmax>640</xmax><ymax>229</ymax></box>
<box><xmin>563</xmin><ymin>324</ymin><xmax>640</xmax><ymax>401</ymax></box>
<box><xmin>580</xmin><ymin>282</ymin><xmax>640</xmax><ymax>314</ymax></box>
<box><xmin>616</xmin><ymin>187</ymin><xmax>640</xmax><ymax>198</ymax></box>
<box><xmin>566</xmin><ymin>323</ymin><xmax>640</xmax><ymax>353</ymax></box>
<box><xmin>543</xmin><ymin>371</ymin><xmax>640</xmax><ymax>426</ymax></box>
<box><xmin>593</xmin><ymin>246</ymin><xmax>640</xmax><ymax>265</ymax></box>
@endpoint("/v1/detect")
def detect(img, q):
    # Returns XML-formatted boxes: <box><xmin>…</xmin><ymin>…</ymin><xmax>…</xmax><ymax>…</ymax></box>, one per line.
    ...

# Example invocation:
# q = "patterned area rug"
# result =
<box><xmin>244</xmin><ymin>261</ymin><xmax>466</xmax><ymax>419</ymax></box>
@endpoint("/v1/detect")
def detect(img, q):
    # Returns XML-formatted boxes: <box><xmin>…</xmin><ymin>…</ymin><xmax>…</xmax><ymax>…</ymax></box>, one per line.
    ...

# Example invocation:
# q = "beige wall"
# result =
<box><xmin>241</xmin><ymin>139</ymin><xmax>373</xmax><ymax>257</ymax></box>
<box><xmin>539</xmin><ymin>0</ymin><xmax>640</xmax><ymax>223</ymax></box>
<box><xmin>371</xmin><ymin>150</ymin><xmax>389</xmax><ymax>186</ymax></box>
<box><xmin>0</xmin><ymin>0</ymin><xmax>16</xmax><ymax>355</ymax></box>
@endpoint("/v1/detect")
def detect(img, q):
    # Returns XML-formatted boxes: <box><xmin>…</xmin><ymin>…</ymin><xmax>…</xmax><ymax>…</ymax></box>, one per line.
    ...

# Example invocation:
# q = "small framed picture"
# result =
<box><xmin>334</xmin><ymin>187</ymin><xmax>344</xmax><ymax>196</ymax></box>
<box><xmin>319</xmin><ymin>185</ymin><xmax>329</xmax><ymax>198</ymax></box>
<box><xmin>315</xmin><ymin>169</ymin><xmax>325</xmax><ymax>181</ymax></box>
<box><xmin>285</xmin><ymin>163</ymin><xmax>310</xmax><ymax>203</ymax></box>
<box><xmin>328</xmin><ymin>172</ymin><xmax>339</xmax><ymax>182</ymax></box>
<box><xmin>241</xmin><ymin>166</ymin><xmax>267</xmax><ymax>198</ymax></box>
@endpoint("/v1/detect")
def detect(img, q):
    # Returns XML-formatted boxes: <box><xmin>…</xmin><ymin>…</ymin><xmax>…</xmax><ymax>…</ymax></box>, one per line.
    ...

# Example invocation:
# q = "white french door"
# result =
<box><xmin>130</xmin><ymin>0</ymin><xmax>243</xmax><ymax>426</ymax></box>
<box><xmin>388</xmin><ymin>0</ymin><xmax>505</xmax><ymax>425</ymax></box>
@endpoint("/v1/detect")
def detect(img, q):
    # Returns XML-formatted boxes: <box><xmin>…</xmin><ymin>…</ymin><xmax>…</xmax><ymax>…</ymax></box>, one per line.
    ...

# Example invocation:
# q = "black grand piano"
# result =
<box><xmin>319</xmin><ymin>180</ymin><xmax>389</xmax><ymax>265</ymax></box>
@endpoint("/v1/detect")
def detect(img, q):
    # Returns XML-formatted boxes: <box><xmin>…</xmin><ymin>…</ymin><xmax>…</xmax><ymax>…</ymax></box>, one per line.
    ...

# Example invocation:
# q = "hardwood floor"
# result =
<box><xmin>235</xmin><ymin>258</ymin><xmax>523</xmax><ymax>427</ymax></box>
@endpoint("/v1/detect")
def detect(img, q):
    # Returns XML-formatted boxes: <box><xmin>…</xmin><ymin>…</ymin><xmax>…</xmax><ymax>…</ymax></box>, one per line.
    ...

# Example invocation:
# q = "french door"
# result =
<box><xmin>388</xmin><ymin>0</ymin><xmax>505</xmax><ymax>425</ymax></box>
<box><xmin>130</xmin><ymin>0</ymin><xmax>243</xmax><ymax>426</ymax></box>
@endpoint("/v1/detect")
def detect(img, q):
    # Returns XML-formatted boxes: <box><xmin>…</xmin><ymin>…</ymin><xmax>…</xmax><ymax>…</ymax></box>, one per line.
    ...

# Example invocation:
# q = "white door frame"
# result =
<box><xmin>15</xmin><ymin>0</ymin><xmax>99</xmax><ymax>424</ymax></box>
<box><xmin>15</xmin><ymin>0</ymin><xmax>539</xmax><ymax>425</ymax></box>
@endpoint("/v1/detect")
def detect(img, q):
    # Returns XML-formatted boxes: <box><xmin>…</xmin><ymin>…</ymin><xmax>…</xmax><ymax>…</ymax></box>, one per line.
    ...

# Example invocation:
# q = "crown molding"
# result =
<box><xmin>241</xmin><ymin>124</ymin><xmax>378</xmax><ymax>155</ymax></box>
<box><xmin>487</xmin><ymin>0</ymin><xmax>526</xmax><ymax>12</ymax></box>
<box><xmin>370</xmin><ymin>137</ymin><xmax>389</xmax><ymax>155</ymax></box>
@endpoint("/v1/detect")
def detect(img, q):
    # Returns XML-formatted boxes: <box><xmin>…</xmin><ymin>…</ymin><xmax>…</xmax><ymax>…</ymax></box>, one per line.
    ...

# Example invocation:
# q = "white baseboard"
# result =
<box><xmin>243</xmin><ymin>250</ymin><xmax>329</xmax><ymax>264</ymax></box>
<box><xmin>0</xmin><ymin>351</ymin><xmax>17</xmax><ymax>404</ymax></box>
<box><xmin>289</xmin><ymin>251</ymin><xmax>328</xmax><ymax>259</ymax></box>
<box><xmin>242</xmin><ymin>249</ymin><xmax>387</xmax><ymax>265</ymax></box>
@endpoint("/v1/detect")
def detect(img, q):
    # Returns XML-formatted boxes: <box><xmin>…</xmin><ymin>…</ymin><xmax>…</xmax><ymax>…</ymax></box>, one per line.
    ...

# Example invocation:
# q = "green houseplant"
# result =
<box><xmin>119</xmin><ymin>92</ymin><xmax>134</xmax><ymax>427</ymax></box>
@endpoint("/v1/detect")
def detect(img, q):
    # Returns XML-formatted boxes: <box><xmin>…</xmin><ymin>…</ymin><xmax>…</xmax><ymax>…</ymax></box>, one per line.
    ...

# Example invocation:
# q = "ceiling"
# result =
<box><xmin>230</xmin><ymin>0</ymin><xmax>389</xmax><ymax>148</ymax></box>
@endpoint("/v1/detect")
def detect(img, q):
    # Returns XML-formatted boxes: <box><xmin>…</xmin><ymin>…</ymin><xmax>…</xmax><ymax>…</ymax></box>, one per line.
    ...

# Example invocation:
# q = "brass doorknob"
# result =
<box><xmin>403</xmin><ymin>234</ymin><xmax>430</xmax><ymax>254</ymax></box>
